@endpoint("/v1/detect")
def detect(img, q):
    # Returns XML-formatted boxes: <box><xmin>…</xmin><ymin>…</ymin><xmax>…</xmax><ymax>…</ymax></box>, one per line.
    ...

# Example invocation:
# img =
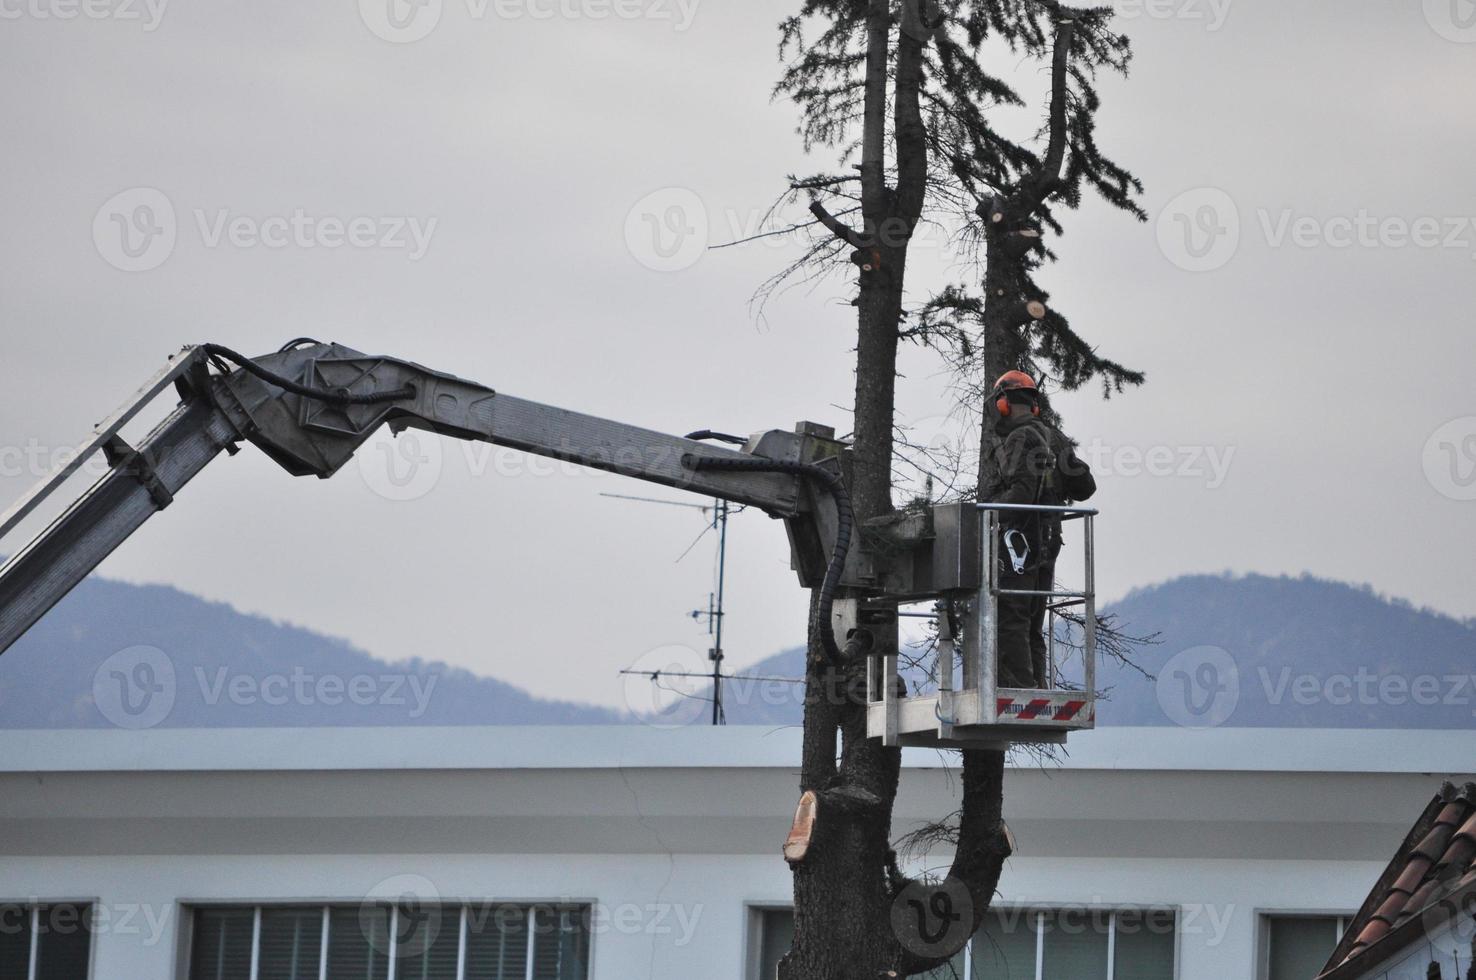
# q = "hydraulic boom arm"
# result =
<box><xmin>0</xmin><ymin>341</ymin><xmax>841</xmax><ymax>657</ymax></box>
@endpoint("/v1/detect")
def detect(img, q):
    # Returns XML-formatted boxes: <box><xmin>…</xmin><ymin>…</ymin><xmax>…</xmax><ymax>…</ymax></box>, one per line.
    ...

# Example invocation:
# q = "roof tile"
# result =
<box><xmin>1412</xmin><ymin>821</ymin><xmax>1459</xmax><ymax>862</ymax></box>
<box><xmin>1390</xmin><ymin>854</ymin><xmax>1434</xmax><ymax>895</ymax></box>
<box><xmin>1439</xmin><ymin>832</ymin><xmax>1476</xmax><ymax>876</ymax></box>
<box><xmin>1434</xmin><ymin>801</ymin><xmax>1469</xmax><ymax>828</ymax></box>
<box><xmin>1319</xmin><ymin>783</ymin><xmax>1476</xmax><ymax>978</ymax></box>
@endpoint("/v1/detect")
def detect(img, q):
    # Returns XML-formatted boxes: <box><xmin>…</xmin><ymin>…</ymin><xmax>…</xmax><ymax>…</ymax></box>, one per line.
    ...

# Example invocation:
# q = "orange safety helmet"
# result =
<box><xmin>992</xmin><ymin>371</ymin><xmax>1041</xmax><ymax>417</ymax></box>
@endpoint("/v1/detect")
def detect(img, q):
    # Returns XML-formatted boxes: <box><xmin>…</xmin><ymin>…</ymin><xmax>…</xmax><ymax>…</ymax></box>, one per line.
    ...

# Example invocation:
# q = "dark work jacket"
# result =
<box><xmin>986</xmin><ymin>414</ymin><xmax>1096</xmax><ymax>568</ymax></box>
<box><xmin>986</xmin><ymin>413</ymin><xmax>1058</xmax><ymax>572</ymax></box>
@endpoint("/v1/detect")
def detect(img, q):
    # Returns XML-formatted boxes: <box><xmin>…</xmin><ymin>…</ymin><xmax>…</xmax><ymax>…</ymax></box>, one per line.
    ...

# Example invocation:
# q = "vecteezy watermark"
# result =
<box><xmin>1425</xmin><ymin>0</ymin><xmax>1476</xmax><ymax>42</ymax></box>
<box><xmin>91</xmin><ymin>647</ymin><xmax>439</xmax><ymax>728</ymax></box>
<box><xmin>93</xmin><ymin>187</ymin><xmax>177</xmax><ymax>272</ymax></box>
<box><xmin>1156</xmin><ymin>187</ymin><xmax>1242</xmax><ymax>273</ymax></box>
<box><xmin>1421</xmin><ymin>878</ymin><xmax>1476</xmax><ymax>959</ymax></box>
<box><xmin>357</xmin><ymin>427</ymin><xmax>446</xmax><ymax>502</ymax></box>
<box><xmin>0</xmin><ymin>0</ymin><xmax>167</xmax><ymax>29</ymax></box>
<box><xmin>1158</xmin><ymin>188</ymin><xmax>1476</xmax><ymax>272</ymax></box>
<box><xmin>624</xmin><ymin>187</ymin><xmax>709</xmax><ymax>273</ymax></box>
<box><xmin>0</xmin><ymin>439</ymin><xmax>114</xmax><ymax>481</ymax></box>
<box><xmin>1257</xmin><ymin>209</ymin><xmax>1476</xmax><ymax>256</ymax></box>
<box><xmin>1423</xmin><ymin>417</ymin><xmax>1476</xmax><ymax>501</ymax></box>
<box><xmin>194</xmin><ymin>666</ymin><xmax>438</xmax><ymax>717</ymax></box>
<box><xmin>622</xmin><ymin>186</ymin><xmax>1021</xmax><ymax>275</ymax></box>
<box><xmin>358</xmin><ymin>0</ymin><xmax>700</xmax><ymax>43</ymax></box>
<box><xmin>890</xmin><ymin>878</ymin><xmax>974</xmax><ymax>960</ymax></box>
<box><xmin>1258</xmin><ymin>666</ymin><xmax>1476</xmax><ymax>716</ymax></box>
<box><xmin>362</xmin><ymin>875</ymin><xmax>443</xmax><ymax>956</ymax></box>
<box><xmin>1111</xmin><ymin>0</ymin><xmax>1232</xmax><ymax>31</ymax></box>
<box><xmin>355</xmin><ymin>432</ymin><xmax>711</xmax><ymax>502</ymax></box>
<box><xmin>0</xmin><ymin>903</ymin><xmax>175</xmax><ymax>947</ymax></box>
<box><xmin>193</xmin><ymin>209</ymin><xmax>436</xmax><ymax>259</ymax></box>
<box><xmin>968</xmin><ymin>902</ymin><xmax>1236</xmax><ymax>950</ymax></box>
<box><xmin>586</xmin><ymin>903</ymin><xmax>703</xmax><ymax>944</ymax></box>
<box><xmin>93</xmin><ymin>645</ymin><xmax>177</xmax><ymax>729</ymax></box>
<box><xmin>621</xmin><ymin>644</ymin><xmax>710</xmax><ymax>728</ymax></box>
<box><xmin>92</xmin><ymin>188</ymin><xmax>437</xmax><ymax>271</ymax></box>
<box><xmin>1156</xmin><ymin>645</ymin><xmax>1240</xmax><ymax>728</ymax></box>
<box><xmin>1078</xmin><ymin>440</ymin><xmax>1237</xmax><ymax>490</ymax></box>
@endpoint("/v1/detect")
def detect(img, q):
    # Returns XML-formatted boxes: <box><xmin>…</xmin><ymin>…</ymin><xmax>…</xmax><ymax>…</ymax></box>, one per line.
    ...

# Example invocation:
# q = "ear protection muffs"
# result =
<box><xmin>994</xmin><ymin>390</ymin><xmax>1042</xmax><ymax>418</ymax></box>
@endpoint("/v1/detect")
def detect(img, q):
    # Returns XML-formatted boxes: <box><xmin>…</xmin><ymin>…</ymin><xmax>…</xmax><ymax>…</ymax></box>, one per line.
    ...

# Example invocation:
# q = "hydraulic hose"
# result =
<box><xmin>684</xmin><ymin>429</ymin><xmax>747</xmax><ymax>446</ymax></box>
<box><xmin>682</xmin><ymin>454</ymin><xmax>853</xmax><ymax>666</ymax></box>
<box><xmin>202</xmin><ymin>344</ymin><xmax>416</xmax><ymax>406</ymax></box>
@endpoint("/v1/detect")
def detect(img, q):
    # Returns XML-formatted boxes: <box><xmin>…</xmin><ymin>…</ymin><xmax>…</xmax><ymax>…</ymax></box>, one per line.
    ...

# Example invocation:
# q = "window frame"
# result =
<box><xmin>180</xmin><ymin>900</ymin><xmax>596</xmax><ymax>980</ymax></box>
<box><xmin>0</xmin><ymin>899</ymin><xmax>97</xmax><ymax>980</ymax></box>
<box><xmin>1254</xmin><ymin>909</ymin><xmax>1355</xmax><ymax>980</ymax></box>
<box><xmin>747</xmin><ymin>903</ymin><xmax>1181</xmax><ymax>980</ymax></box>
<box><xmin>744</xmin><ymin>902</ymin><xmax>797</xmax><ymax>980</ymax></box>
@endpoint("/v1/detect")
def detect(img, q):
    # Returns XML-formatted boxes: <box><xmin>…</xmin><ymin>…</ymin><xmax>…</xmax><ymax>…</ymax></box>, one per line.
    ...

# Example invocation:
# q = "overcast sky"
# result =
<box><xmin>2</xmin><ymin>0</ymin><xmax>1473</xmax><ymax>709</ymax></box>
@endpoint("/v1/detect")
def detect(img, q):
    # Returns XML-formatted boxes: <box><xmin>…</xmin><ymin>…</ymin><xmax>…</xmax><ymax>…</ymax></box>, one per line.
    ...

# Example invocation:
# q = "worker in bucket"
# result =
<box><xmin>984</xmin><ymin>371</ymin><xmax>1096</xmax><ymax>688</ymax></box>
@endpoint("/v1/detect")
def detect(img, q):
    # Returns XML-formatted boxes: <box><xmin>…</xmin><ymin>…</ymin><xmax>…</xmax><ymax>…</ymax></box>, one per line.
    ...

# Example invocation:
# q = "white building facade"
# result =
<box><xmin>1</xmin><ymin>726</ymin><xmax>1471</xmax><ymax>980</ymax></box>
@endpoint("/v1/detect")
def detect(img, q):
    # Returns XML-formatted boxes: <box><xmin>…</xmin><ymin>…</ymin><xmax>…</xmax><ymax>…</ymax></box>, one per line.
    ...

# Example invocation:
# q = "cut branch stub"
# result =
<box><xmin>851</xmin><ymin>247</ymin><xmax>883</xmax><ymax>273</ymax></box>
<box><xmin>1000</xmin><ymin>300</ymin><xmax>1049</xmax><ymax>327</ymax></box>
<box><xmin>784</xmin><ymin>790</ymin><xmax>819</xmax><ymax>866</ymax></box>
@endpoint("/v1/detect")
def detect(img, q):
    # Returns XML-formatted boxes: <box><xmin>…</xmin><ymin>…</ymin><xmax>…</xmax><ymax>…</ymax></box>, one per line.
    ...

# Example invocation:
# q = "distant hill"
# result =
<box><xmin>0</xmin><ymin>576</ymin><xmax>624</xmax><ymax>728</ymax></box>
<box><xmin>718</xmin><ymin>574</ymin><xmax>1476</xmax><ymax>729</ymax></box>
<box><xmin>1097</xmin><ymin>573</ymin><xmax>1476</xmax><ymax>728</ymax></box>
<box><xmin>1</xmin><ymin>572</ymin><xmax>1471</xmax><ymax>730</ymax></box>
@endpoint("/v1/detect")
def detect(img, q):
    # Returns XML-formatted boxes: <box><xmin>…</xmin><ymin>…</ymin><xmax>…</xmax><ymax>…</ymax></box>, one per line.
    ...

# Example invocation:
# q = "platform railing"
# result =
<box><xmin>867</xmin><ymin>502</ymin><xmax>1099</xmax><ymax>748</ymax></box>
<box><xmin>972</xmin><ymin>502</ymin><xmax>1097</xmax><ymax>728</ymax></box>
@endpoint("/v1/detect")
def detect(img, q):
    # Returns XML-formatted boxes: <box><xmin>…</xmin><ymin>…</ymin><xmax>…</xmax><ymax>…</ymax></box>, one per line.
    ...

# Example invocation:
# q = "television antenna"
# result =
<box><xmin>602</xmin><ymin>492</ymin><xmax>737</xmax><ymax>725</ymax></box>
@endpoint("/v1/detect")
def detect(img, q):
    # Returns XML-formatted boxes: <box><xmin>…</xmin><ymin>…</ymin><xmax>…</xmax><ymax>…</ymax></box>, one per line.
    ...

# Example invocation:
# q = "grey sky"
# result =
<box><xmin>2</xmin><ymin>0</ymin><xmax>1473</xmax><ymax>709</ymax></box>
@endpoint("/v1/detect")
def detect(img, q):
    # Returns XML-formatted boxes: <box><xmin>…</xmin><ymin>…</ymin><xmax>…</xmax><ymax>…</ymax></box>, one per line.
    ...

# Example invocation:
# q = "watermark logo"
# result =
<box><xmin>361</xmin><ymin>875</ymin><xmax>443</xmax><ymax>957</ymax></box>
<box><xmin>93</xmin><ymin>187</ymin><xmax>177</xmax><ymax>272</ymax></box>
<box><xmin>1080</xmin><ymin>439</ymin><xmax>1237</xmax><ymax>490</ymax></box>
<box><xmin>93</xmin><ymin>189</ymin><xmax>436</xmax><ymax>271</ymax></box>
<box><xmin>624</xmin><ymin>188</ymin><xmax>708</xmax><ymax>273</ymax></box>
<box><xmin>360</xmin><ymin>0</ymin><xmax>700</xmax><ymax>43</ymax></box>
<box><xmin>193</xmin><ymin>209</ymin><xmax>436</xmax><ymax>259</ymax></box>
<box><xmin>357</xmin><ymin>428</ymin><xmax>445</xmax><ymax>502</ymax></box>
<box><xmin>1258</xmin><ymin>666</ymin><xmax>1476</xmax><ymax>716</ymax></box>
<box><xmin>1421</xmin><ymin>878</ymin><xmax>1476</xmax><ymax>959</ymax></box>
<box><xmin>193</xmin><ymin>666</ymin><xmax>438</xmax><ymax>717</ymax></box>
<box><xmin>0</xmin><ymin>0</ymin><xmax>169</xmax><ymax>29</ymax></box>
<box><xmin>621</xmin><ymin>644</ymin><xmax>708</xmax><ymax>728</ymax></box>
<box><xmin>1112</xmin><ymin>0</ymin><xmax>1233</xmax><ymax>31</ymax></box>
<box><xmin>359</xmin><ymin>0</ymin><xmax>443</xmax><ymax>42</ymax></box>
<box><xmin>1157</xmin><ymin>187</ymin><xmax>1240</xmax><ymax>273</ymax></box>
<box><xmin>890</xmin><ymin>878</ymin><xmax>974</xmax><ymax>960</ymax></box>
<box><xmin>1425</xmin><ymin>0</ymin><xmax>1476</xmax><ymax>42</ymax></box>
<box><xmin>897</xmin><ymin>0</ymin><xmax>943</xmax><ymax>44</ymax></box>
<box><xmin>93</xmin><ymin>645</ymin><xmax>176</xmax><ymax>729</ymax></box>
<box><xmin>1423</xmin><ymin>417</ymin><xmax>1476</xmax><ymax>501</ymax></box>
<box><xmin>1157</xmin><ymin>645</ymin><xmax>1239</xmax><ymax>728</ymax></box>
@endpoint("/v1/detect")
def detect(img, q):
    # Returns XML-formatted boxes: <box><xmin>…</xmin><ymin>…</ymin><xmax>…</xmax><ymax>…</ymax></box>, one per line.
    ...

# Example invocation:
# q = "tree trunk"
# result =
<box><xmin>781</xmin><ymin>236</ymin><xmax>908</xmax><ymax>980</ymax></box>
<box><xmin>783</xmin><ymin>4</ymin><xmax>1015</xmax><ymax>977</ymax></box>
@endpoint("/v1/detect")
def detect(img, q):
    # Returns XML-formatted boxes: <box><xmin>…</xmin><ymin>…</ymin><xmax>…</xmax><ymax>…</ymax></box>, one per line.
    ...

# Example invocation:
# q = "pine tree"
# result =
<box><xmin>755</xmin><ymin>3</ymin><xmax>1146</xmax><ymax>976</ymax></box>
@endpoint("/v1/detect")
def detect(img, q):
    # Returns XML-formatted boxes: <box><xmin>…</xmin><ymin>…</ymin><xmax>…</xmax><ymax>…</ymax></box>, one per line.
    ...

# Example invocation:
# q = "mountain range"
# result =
<box><xmin>1</xmin><ymin>572</ymin><xmax>1471</xmax><ymax>730</ymax></box>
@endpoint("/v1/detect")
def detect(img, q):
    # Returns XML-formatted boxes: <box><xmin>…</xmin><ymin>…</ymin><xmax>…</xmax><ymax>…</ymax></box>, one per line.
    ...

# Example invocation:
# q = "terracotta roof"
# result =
<box><xmin>1318</xmin><ymin>782</ymin><xmax>1476</xmax><ymax>980</ymax></box>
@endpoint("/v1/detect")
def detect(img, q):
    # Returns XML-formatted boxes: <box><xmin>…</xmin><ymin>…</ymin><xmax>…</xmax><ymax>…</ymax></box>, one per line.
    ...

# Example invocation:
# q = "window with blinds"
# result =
<box><xmin>0</xmin><ymin>904</ymin><xmax>94</xmax><ymax>980</ymax></box>
<box><xmin>752</xmin><ymin>906</ymin><xmax>1177</xmax><ymax>980</ymax></box>
<box><xmin>188</xmin><ymin>904</ymin><xmax>590</xmax><ymax>980</ymax></box>
<box><xmin>1263</xmin><ymin>915</ymin><xmax>1347</xmax><ymax>980</ymax></box>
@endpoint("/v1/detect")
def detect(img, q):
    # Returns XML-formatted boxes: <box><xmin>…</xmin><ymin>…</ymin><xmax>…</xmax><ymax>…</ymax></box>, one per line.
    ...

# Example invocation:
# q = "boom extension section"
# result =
<box><xmin>0</xmin><ymin>342</ymin><xmax>835</xmax><ymax>657</ymax></box>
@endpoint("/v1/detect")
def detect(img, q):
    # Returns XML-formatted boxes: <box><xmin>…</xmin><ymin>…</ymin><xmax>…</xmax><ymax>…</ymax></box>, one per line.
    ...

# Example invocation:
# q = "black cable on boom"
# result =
<box><xmin>203</xmin><ymin>344</ymin><xmax>416</xmax><ymax>406</ymax></box>
<box><xmin>682</xmin><ymin>454</ymin><xmax>853</xmax><ymax>667</ymax></box>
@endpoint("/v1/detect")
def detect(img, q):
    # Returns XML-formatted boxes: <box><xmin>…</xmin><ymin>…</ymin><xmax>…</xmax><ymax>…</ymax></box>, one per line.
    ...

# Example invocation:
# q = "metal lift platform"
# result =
<box><xmin>856</xmin><ymin>502</ymin><xmax>1099</xmax><ymax>752</ymax></box>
